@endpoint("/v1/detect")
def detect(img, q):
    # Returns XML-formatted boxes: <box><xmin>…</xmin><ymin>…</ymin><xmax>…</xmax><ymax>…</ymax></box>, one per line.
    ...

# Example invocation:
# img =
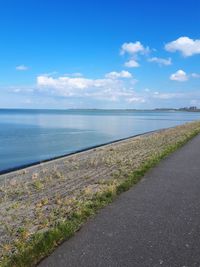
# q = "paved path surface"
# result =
<box><xmin>39</xmin><ymin>135</ymin><xmax>200</xmax><ymax>267</ymax></box>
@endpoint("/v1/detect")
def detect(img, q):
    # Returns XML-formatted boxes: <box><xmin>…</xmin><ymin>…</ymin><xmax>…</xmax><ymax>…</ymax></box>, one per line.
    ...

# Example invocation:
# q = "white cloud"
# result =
<box><xmin>37</xmin><ymin>76</ymin><xmax>93</xmax><ymax>90</ymax></box>
<box><xmin>148</xmin><ymin>57</ymin><xmax>172</xmax><ymax>66</ymax></box>
<box><xmin>121</xmin><ymin>41</ymin><xmax>144</xmax><ymax>55</ymax></box>
<box><xmin>165</xmin><ymin>36</ymin><xmax>200</xmax><ymax>57</ymax></box>
<box><xmin>170</xmin><ymin>70</ymin><xmax>188</xmax><ymax>82</ymax></box>
<box><xmin>127</xmin><ymin>97</ymin><xmax>146</xmax><ymax>103</ymax></box>
<box><xmin>121</xmin><ymin>41</ymin><xmax>150</xmax><ymax>69</ymax></box>
<box><xmin>169</xmin><ymin>70</ymin><xmax>200</xmax><ymax>81</ymax></box>
<box><xmin>124</xmin><ymin>59</ymin><xmax>139</xmax><ymax>68</ymax></box>
<box><xmin>105</xmin><ymin>70</ymin><xmax>132</xmax><ymax>79</ymax></box>
<box><xmin>37</xmin><ymin>72</ymin><xmax>138</xmax><ymax>103</ymax></box>
<box><xmin>121</xmin><ymin>41</ymin><xmax>149</xmax><ymax>55</ymax></box>
<box><xmin>153</xmin><ymin>92</ymin><xmax>183</xmax><ymax>99</ymax></box>
<box><xmin>7</xmin><ymin>75</ymin><xmax>200</xmax><ymax>108</ymax></box>
<box><xmin>16</xmin><ymin>65</ymin><xmax>29</xmax><ymax>71</ymax></box>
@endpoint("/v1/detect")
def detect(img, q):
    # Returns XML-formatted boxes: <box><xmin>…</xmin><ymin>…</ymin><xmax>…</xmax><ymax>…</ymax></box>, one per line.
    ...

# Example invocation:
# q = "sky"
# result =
<box><xmin>0</xmin><ymin>0</ymin><xmax>200</xmax><ymax>109</ymax></box>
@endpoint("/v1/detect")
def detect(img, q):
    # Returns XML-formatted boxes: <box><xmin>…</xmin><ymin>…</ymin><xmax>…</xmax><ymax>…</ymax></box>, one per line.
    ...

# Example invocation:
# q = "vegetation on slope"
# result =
<box><xmin>1</xmin><ymin>121</ymin><xmax>200</xmax><ymax>266</ymax></box>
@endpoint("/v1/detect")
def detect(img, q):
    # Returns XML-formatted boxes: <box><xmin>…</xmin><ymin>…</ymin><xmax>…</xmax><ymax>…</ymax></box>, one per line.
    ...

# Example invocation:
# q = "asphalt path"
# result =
<box><xmin>39</xmin><ymin>134</ymin><xmax>200</xmax><ymax>267</ymax></box>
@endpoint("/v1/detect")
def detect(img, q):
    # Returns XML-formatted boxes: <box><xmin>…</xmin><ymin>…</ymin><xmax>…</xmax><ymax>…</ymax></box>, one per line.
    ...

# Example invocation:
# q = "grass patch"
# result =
<box><xmin>1</xmin><ymin>126</ymin><xmax>200</xmax><ymax>267</ymax></box>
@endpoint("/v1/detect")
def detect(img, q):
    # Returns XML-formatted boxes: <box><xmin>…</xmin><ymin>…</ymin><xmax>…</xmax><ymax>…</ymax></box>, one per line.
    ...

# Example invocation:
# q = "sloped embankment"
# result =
<box><xmin>1</xmin><ymin>121</ymin><xmax>200</xmax><ymax>266</ymax></box>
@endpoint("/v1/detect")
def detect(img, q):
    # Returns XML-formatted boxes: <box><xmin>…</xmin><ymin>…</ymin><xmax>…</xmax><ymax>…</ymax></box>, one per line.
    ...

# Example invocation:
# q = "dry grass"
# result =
<box><xmin>1</xmin><ymin>121</ymin><xmax>200</xmax><ymax>266</ymax></box>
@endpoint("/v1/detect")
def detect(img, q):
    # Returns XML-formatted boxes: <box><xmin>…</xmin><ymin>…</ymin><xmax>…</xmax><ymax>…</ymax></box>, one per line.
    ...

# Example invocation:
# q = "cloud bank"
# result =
<box><xmin>37</xmin><ymin>71</ymin><xmax>141</xmax><ymax>102</ymax></box>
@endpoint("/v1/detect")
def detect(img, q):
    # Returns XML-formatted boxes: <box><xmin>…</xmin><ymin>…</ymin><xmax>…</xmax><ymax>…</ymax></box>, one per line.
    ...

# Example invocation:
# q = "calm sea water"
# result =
<box><xmin>1</xmin><ymin>109</ymin><xmax>200</xmax><ymax>173</ymax></box>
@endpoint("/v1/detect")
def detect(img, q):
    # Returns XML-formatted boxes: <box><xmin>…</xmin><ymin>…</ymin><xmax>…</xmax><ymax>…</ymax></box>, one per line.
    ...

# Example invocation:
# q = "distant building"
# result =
<box><xmin>179</xmin><ymin>106</ymin><xmax>198</xmax><ymax>112</ymax></box>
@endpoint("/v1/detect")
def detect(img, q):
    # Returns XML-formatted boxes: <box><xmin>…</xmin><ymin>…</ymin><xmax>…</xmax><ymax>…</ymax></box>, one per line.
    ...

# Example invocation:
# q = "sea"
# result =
<box><xmin>1</xmin><ymin>109</ymin><xmax>200</xmax><ymax>173</ymax></box>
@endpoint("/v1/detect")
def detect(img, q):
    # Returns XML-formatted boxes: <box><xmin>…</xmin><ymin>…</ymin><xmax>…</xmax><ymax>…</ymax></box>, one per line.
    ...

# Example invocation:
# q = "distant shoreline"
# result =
<box><xmin>0</xmin><ymin>108</ymin><xmax>200</xmax><ymax>112</ymax></box>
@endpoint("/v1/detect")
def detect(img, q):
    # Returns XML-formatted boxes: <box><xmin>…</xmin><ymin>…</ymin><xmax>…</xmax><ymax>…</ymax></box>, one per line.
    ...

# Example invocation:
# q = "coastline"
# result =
<box><xmin>0</xmin><ymin>129</ymin><xmax>160</xmax><ymax>176</ymax></box>
<box><xmin>1</xmin><ymin>121</ymin><xmax>200</xmax><ymax>266</ymax></box>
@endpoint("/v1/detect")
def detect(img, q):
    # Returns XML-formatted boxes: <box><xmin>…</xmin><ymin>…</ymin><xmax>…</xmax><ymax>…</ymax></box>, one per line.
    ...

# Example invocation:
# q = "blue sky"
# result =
<box><xmin>0</xmin><ymin>0</ymin><xmax>200</xmax><ymax>109</ymax></box>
